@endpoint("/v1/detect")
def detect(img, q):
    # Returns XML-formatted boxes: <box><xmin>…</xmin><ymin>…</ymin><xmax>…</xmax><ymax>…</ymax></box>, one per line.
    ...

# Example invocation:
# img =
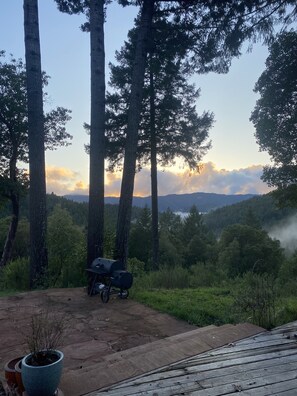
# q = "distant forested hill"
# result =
<box><xmin>2</xmin><ymin>192</ymin><xmax>295</xmax><ymax>239</ymax></box>
<box><xmin>203</xmin><ymin>193</ymin><xmax>297</xmax><ymax>236</ymax></box>
<box><xmin>64</xmin><ymin>192</ymin><xmax>256</xmax><ymax>213</ymax></box>
<box><xmin>0</xmin><ymin>193</ymin><xmax>141</xmax><ymax>231</ymax></box>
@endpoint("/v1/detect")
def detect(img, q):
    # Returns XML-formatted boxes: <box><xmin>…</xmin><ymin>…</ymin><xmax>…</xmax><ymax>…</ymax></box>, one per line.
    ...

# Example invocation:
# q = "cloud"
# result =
<box><xmin>46</xmin><ymin>166</ymin><xmax>87</xmax><ymax>195</ymax></box>
<box><xmin>46</xmin><ymin>162</ymin><xmax>272</xmax><ymax>197</ymax></box>
<box><xmin>46</xmin><ymin>166</ymin><xmax>123</xmax><ymax>196</ymax></box>
<box><xmin>105</xmin><ymin>172</ymin><xmax>122</xmax><ymax>196</ymax></box>
<box><xmin>131</xmin><ymin>162</ymin><xmax>272</xmax><ymax>196</ymax></box>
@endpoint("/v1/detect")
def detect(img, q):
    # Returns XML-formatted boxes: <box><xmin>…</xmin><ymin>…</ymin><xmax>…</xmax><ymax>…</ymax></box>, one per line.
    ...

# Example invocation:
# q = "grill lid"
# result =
<box><xmin>90</xmin><ymin>257</ymin><xmax>123</xmax><ymax>275</ymax></box>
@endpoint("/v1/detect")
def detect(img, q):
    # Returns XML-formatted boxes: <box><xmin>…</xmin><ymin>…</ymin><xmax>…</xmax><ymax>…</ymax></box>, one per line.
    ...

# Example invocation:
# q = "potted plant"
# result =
<box><xmin>21</xmin><ymin>310</ymin><xmax>67</xmax><ymax>396</ymax></box>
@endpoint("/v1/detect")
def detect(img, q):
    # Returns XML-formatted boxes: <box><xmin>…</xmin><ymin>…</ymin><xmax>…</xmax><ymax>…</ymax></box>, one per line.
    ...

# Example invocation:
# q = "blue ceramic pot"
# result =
<box><xmin>21</xmin><ymin>350</ymin><xmax>63</xmax><ymax>396</ymax></box>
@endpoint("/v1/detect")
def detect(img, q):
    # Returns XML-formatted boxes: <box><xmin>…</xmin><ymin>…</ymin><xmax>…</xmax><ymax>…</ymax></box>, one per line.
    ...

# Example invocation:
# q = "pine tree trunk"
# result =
<box><xmin>149</xmin><ymin>58</ymin><xmax>159</xmax><ymax>270</ymax></box>
<box><xmin>24</xmin><ymin>0</ymin><xmax>48</xmax><ymax>288</ymax></box>
<box><xmin>87</xmin><ymin>0</ymin><xmax>105</xmax><ymax>267</ymax></box>
<box><xmin>115</xmin><ymin>0</ymin><xmax>155</xmax><ymax>268</ymax></box>
<box><xmin>0</xmin><ymin>193</ymin><xmax>19</xmax><ymax>267</ymax></box>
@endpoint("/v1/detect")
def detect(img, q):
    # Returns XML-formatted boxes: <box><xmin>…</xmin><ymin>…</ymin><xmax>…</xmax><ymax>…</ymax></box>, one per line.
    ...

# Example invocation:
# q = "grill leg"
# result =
<box><xmin>88</xmin><ymin>274</ymin><xmax>98</xmax><ymax>296</ymax></box>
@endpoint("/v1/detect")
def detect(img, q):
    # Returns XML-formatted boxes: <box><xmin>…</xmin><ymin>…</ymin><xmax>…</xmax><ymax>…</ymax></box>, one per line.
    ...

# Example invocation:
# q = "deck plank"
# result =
<box><xmin>90</xmin><ymin>321</ymin><xmax>297</xmax><ymax>396</ymax></box>
<box><xmin>62</xmin><ymin>322</ymin><xmax>262</xmax><ymax>396</ymax></box>
<box><xmin>92</xmin><ymin>361</ymin><xmax>297</xmax><ymax>396</ymax></box>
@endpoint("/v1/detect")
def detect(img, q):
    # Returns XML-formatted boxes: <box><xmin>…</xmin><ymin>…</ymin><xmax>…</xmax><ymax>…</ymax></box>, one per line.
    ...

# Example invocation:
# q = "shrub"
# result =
<box><xmin>58</xmin><ymin>245</ymin><xmax>87</xmax><ymax>288</ymax></box>
<box><xmin>275</xmin><ymin>298</ymin><xmax>297</xmax><ymax>326</ymax></box>
<box><xmin>127</xmin><ymin>257</ymin><xmax>145</xmax><ymax>278</ymax></box>
<box><xmin>136</xmin><ymin>266</ymin><xmax>191</xmax><ymax>290</ymax></box>
<box><xmin>232</xmin><ymin>272</ymin><xmax>277</xmax><ymax>329</ymax></box>
<box><xmin>190</xmin><ymin>262</ymin><xmax>227</xmax><ymax>287</ymax></box>
<box><xmin>277</xmin><ymin>252</ymin><xmax>297</xmax><ymax>296</ymax></box>
<box><xmin>47</xmin><ymin>205</ymin><xmax>86</xmax><ymax>287</ymax></box>
<box><xmin>158</xmin><ymin>232</ymin><xmax>184</xmax><ymax>268</ymax></box>
<box><xmin>219</xmin><ymin>224</ymin><xmax>284</xmax><ymax>278</ymax></box>
<box><xmin>0</xmin><ymin>257</ymin><xmax>29</xmax><ymax>290</ymax></box>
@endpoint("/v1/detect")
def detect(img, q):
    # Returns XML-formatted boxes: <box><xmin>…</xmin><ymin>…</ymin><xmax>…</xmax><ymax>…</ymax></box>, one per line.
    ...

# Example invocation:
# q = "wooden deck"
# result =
<box><xmin>62</xmin><ymin>323</ymin><xmax>262</xmax><ymax>396</ymax></box>
<box><xmin>90</xmin><ymin>321</ymin><xmax>297</xmax><ymax>396</ymax></box>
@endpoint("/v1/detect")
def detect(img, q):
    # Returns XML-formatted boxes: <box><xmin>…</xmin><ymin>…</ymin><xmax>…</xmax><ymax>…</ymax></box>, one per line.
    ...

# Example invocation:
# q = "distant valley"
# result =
<box><xmin>64</xmin><ymin>192</ymin><xmax>256</xmax><ymax>213</ymax></box>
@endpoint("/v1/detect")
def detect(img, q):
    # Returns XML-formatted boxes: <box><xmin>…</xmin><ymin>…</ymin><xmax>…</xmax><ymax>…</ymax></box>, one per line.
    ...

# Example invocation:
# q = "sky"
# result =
<box><xmin>0</xmin><ymin>1</ymin><xmax>277</xmax><ymax>197</ymax></box>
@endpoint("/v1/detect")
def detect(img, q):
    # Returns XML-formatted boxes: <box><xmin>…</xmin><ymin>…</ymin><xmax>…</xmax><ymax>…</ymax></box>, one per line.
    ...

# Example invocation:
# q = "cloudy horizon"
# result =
<box><xmin>46</xmin><ymin>161</ymin><xmax>272</xmax><ymax>197</ymax></box>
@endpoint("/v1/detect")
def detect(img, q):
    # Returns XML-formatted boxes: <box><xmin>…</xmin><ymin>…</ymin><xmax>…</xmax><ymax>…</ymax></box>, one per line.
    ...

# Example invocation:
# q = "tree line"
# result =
<box><xmin>0</xmin><ymin>200</ymin><xmax>287</xmax><ymax>291</ymax></box>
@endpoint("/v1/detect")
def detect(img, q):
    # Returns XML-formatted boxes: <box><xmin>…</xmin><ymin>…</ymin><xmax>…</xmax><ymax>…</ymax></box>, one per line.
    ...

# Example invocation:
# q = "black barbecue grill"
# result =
<box><xmin>86</xmin><ymin>258</ymin><xmax>133</xmax><ymax>303</ymax></box>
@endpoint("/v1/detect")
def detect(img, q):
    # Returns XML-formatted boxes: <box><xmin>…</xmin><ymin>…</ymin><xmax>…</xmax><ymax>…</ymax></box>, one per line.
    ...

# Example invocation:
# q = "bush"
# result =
<box><xmin>275</xmin><ymin>298</ymin><xmax>297</xmax><ymax>326</ymax></box>
<box><xmin>190</xmin><ymin>262</ymin><xmax>227</xmax><ymax>287</ymax></box>
<box><xmin>277</xmin><ymin>252</ymin><xmax>297</xmax><ymax>296</ymax></box>
<box><xmin>47</xmin><ymin>205</ymin><xmax>87</xmax><ymax>287</ymax></box>
<box><xmin>127</xmin><ymin>257</ymin><xmax>145</xmax><ymax>278</ymax></box>
<box><xmin>219</xmin><ymin>224</ymin><xmax>284</xmax><ymax>278</ymax></box>
<box><xmin>158</xmin><ymin>232</ymin><xmax>184</xmax><ymax>268</ymax></box>
<box><xmin>135</xmin><ymin>266</ymin><xmax>191</xmax><ymax>290</ymax></box>
<box><xmin>232</xmin><ymin>272</ymin><xmax>277</xmax><ymax>329</ymax></box>
<box><xmin>58</xmin><ymin>245</ymin><xmax>87</xmax><ymax>288</ymax></box>
<box><xmin>0</xmin><ymin>257</ymin><xmax>30</xmax><ymax>290</ymax></box>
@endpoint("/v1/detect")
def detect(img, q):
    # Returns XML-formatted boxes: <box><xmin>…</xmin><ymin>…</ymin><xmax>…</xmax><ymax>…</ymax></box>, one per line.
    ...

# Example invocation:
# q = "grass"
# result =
<box><xmin>0</xmin><ymin>289</ymin><xmax>19</xmax><ymax>297</ymax></box>
<box><xmin>131</xmin><ymin>287</ymin><xmax>236</xmax><ymax>327</ymax></box>
<box><xmin>131</xmin><ymin>286</ymin><xmax>297</xmax><ymax>329</ymax></box>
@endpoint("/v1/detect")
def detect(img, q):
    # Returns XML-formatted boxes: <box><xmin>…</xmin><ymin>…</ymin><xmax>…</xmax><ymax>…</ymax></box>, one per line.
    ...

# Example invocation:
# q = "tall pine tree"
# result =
<box><xmin>106</xmin><ymin>19</ymin><xmax>213</xmax><ymax>268</ymax></box>
<box><xmin>23</xmin><ymin>0</ymin><xmax>48</xmax><ymax>287</ymax></box>
<box><xmin>54</xmin><ymin>0</ymin><xmax>106</xmax><ymax>270</ymax></box>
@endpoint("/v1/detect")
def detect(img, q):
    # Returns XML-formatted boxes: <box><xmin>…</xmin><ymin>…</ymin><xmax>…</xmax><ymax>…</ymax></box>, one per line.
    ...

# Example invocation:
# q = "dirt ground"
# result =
<box><xmin>0</xmin><ymin>287</ymin><xmax>195</xmax><ymax>375</ymax></box>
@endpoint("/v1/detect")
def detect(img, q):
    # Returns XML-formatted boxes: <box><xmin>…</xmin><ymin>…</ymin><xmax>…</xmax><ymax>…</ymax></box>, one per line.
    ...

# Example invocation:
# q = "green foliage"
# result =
<box><xmin>233</xmin><ymin>272</ymin><xmax>277</xmax><ymax>329</ymax></box>
<box><xmin>218</xmin><ymin>224</ymin><xmax>284</xmax><ymax>277</ymax></box>
<box><xmin>132</xmin><ymin>287</ymin><xmax>234</xmax><ymax>327</ymax></box>
<box><xmin>251</xmin><ymin>32</ymin><xmax>297</xmax><ymax>190</ymax></box>
<box><xmin>135</xmin><ymin>266</ymin><xmax>191</xmax><ymax>290</ymax></box>
<box><xmin>0</xmin><ymin>257</ymin><xmax>29</xmax><ymax>290</ymax></box>
<box><xmin>185</xmin><ymin>235</ymin><xmax>208</xmax><ymax>265</ymax></box>
<box><xmin>277</xmin><ymin>252</ymin><xmax>297</xmax><ymax>296</ymax></box>
<box><xmin>47</xmin><ymin>205</ymin><xmax>86</xmax><ymax>287</ymax></box>
<box><xmin>129</xmin><ymin>206</ymin><xmax>152</xmax><ymax>267</ymax></box>
<box><xmin>275</xmin><ymin>298</ymin><xmax>297</xmax><ymax>326</ymax></box>
<box><xmin>159</xmin><ymin>209</ymin><xmax>183</xmax><ymax>235</ymax></box>
<box><xmin>0</xmin><ymin>52</ymin><xmax>72</xmax><ymax>271</ymax></box>
<box><xmin>127</xmin><ymin>257</ymin><xmax>145</xmax><ymax>278</ymax></box>
<box><xmin>158</xmin><ymin>231</ymin><xmax>184</xmax><ymax>268</ymax></box>
<box><xmin>46</xmin><ymin>193</ymin><xmax>88</xmax><ymax>227</ymax></box>
<box><xmin>105</xmin><ymin>20</ymin><xmax>213</xmax><ymax>173</ymax></box>
<box><xmin>103</xmin><ymin>228</ymin><xmax>116</xmax><ymax>259</ymax></box>
<box><xmin>0</xmin><ymin>217</ymin><xmax>29</xmax><ymax>260</ymax></box>
<box><xmin>180</xmin><ymin>206</ymin><xmax>217</xmax><ymax>266</ymax></box>
<box><xmin>56</xmin><ymin>243</ymin><xmax>87</xmax><ymax>288</ymax></box>
<box><xmin>190</xmin><ymin>262</ymin><xmax>227</xmax><ymax>287</ymax></box>
<box><xmin>182</xmin><ymin>206</ymin><xmax>204</xmax><ymax>244</ymax></box>
<box><xmin>0</xmin><ymin>52</ymin><xmax>72</xmax><ymax>180</ymax></box>
<box><xmin>158</xmin><ymin>209</ymin><xmax>184</xmax><ymax>267</ymax></box>
<box><xmin>204</xmin><ymin>193</ymin><xmax>297</xmax><ymax>237</ymax></box>
<box><xmin>272</xmin><ymin>185</ymin><xmax>297</xmax><ymax>208</ymax></box>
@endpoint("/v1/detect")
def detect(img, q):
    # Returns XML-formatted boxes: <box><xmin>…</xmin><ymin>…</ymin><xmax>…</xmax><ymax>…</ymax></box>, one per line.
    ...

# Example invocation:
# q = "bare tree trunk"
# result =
<box><xmin>149</xmin><ymin>58</ymin><xmax>159</xmax><ymax>270</ymax></box>
<box><xmin>87</xmin><ymin>0</ymin><xmax>105</xmax><ymax>268</ymax></box>
<box><xmin>0</xmin><ymin>193</ymin><xmax>19</xmax><ymax>267</ymax></box>
<box><xmin>24</xmin><ymin>0</ymin><xmax>48</xmax><ymax>288</ymax></box>
<box><xmin>0</xmin><ymin>152</ymin><xmax>20</xmax><ymax>267</ymax></box>
<box><xmin>114</xmin><ymin>0</ymin><xmax>155</xmax><ymax>267</ymax></box>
